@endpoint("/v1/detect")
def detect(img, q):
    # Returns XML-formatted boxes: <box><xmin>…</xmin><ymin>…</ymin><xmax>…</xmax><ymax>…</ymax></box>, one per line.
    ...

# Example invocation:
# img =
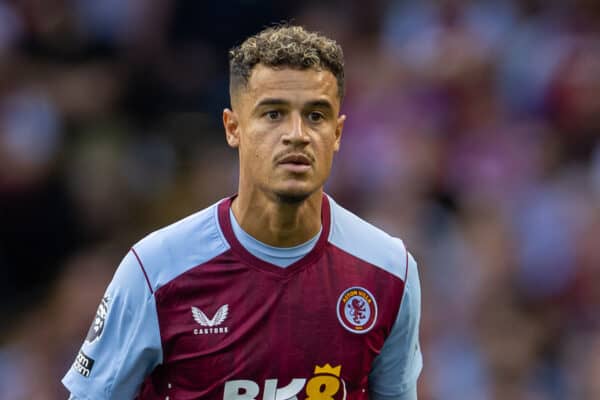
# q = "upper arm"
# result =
<box><xmin>62</xmin><ymin>250</ymin><xmax>163</xmax><ymax>399</ymax></box>
<box><xmin>369</xmin><ymin>252</ymin><xmax>423</xmax><ymax>399</ymax></box>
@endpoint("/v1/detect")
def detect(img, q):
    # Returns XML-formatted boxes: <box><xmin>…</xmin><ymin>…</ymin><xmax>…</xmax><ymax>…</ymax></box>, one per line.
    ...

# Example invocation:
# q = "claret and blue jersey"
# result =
<box><xmin>63</xmin><ymin>195</ymin><xmax>422</xmax><ymax>400</ymax></box>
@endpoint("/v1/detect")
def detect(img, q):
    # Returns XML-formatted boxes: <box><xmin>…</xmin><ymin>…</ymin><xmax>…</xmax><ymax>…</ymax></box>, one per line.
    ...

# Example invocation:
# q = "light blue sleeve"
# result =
<box><xmin>369</xmin><ymin>252</ymin><xmax>423</xmax><ymax>400</ymax></box>
<box><xmin>62</xmin><ymin>250</ymin><xmax>163</xmax><ymax>399</ymax></box>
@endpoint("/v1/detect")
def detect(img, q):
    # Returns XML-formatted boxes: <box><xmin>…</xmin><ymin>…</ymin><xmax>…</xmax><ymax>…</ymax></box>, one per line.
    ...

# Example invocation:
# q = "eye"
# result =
<box><xmin>307</xmin><ymin>111</ymin><xmax>325</xmax><ymax>123</ymax></box>
<box><xmin>265</xmin><ymin>110</ymin><xmax>282</xmax><ymax>121</ymax></box>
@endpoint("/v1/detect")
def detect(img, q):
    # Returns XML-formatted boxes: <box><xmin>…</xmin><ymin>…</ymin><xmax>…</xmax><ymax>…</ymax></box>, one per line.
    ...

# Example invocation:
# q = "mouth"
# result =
<box><xmin>277</xmin><ymin>153</ymin><xmax>312</xmax><ymax>172</ymax></box>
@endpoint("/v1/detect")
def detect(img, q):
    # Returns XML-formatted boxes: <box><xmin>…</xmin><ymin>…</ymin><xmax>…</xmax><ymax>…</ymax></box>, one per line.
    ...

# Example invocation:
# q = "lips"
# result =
<box><xmin>276</xmin><ymin>153</ymin><xmax>313</xmax><ymax>173</ymax></box>
<box><xmin>277</xmin><ymin>153</ymin><xmax>312</xmax><ymax>166</ymax></box>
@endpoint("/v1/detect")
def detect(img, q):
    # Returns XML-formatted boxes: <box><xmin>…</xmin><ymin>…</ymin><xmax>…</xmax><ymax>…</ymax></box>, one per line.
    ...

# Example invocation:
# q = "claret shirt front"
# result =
<box><xmin>63</xmin><ymin>195</ymin><xmax>422</xmax><ymax>400</ymax></box>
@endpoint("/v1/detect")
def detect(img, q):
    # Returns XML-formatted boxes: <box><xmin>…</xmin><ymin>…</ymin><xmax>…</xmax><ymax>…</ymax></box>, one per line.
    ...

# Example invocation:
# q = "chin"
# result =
<box><xmin>268</xmin><ymin>176</ymin><xmax>325</xmax><ymax>204</ymax></box>
<box><xmin>272</xmin><ymin>186</ymin><xmax>315</xmax><ymax>204</ymax></box>
<box><xmin>274</xmin><ymin>192</ymin><xmax>311</xmax><ymax>204</ymax></box>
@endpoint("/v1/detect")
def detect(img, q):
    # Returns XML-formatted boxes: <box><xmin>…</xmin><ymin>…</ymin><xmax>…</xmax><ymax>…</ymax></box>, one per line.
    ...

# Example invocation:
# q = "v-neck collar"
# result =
<box><xmin>217</xmin><ymin>194</ymin><xmax>331</xmax><ymax>278</ymax></box>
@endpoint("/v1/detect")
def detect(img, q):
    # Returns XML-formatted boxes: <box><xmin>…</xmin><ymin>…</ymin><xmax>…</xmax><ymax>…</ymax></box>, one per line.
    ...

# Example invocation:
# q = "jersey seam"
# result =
<box><xmin>404</xmin><ymin>250</ymin><xmax>409</xmax><ymax>282</ymax></box>
<box><xmin>155</xmin><ymin>231</ymin><xmax>183</xmax><ymax>367</ymax></box>
<box><xmin>106</xmin><ymin>250</ymin><xmax>162</xmax><ymax>396</ymax></box>
<box><xmin>372</xmin><ymin>265</ymin><xmax>421</xmax><ymax>394</ymax></box>
<box><xmin>131</xmin><ymin>247</ymin><xmax>153</xmax><ymax>295</ymax></box>
<box><xmin>327</xmin><ymin>197</ymin><xmax>408</xmax><ymax>282</ymax></box>
<box><xmin>326</xmin><ymin>193</ymin><xmax>336</xmax><ymax>243</ymax></box>
<box><xmin>327</xmin><ymin>241</ymin><xmax>407</xmax><ymax>283</ymax></box>
<box><xmin>153</xmin><ymin>210</ymin><xmax>231</xmax><ymax>293</ymax></box>
<box><xmin>213</xmin><ymin>199</ymin><xmax>232</xmax><ymax>251</ymax></box>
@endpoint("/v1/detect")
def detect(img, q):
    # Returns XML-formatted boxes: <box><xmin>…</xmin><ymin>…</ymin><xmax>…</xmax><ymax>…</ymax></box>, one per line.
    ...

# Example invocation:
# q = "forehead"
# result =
<box><xmin>242</xmin><ymin>64</ymin><xmax>339</xmax><ymax>107</ymax></box>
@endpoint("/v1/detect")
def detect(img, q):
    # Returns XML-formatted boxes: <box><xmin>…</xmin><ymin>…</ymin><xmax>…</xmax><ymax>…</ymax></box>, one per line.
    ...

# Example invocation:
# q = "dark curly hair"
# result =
<box><xmin>229</xmin><ymin>25</ymin><xmax>345</xmax><ymax>101</ymax></box>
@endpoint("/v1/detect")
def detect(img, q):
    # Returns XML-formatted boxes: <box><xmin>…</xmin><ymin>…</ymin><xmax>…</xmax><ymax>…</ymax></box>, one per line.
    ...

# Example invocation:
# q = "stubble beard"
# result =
<box><xmin>274</xmin><ymin>191</ymin><xmax>312</xmax><ymax>204</ymax></box>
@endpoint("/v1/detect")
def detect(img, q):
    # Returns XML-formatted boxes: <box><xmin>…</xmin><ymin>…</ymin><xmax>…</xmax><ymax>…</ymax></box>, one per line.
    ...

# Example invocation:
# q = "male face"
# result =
<box><xmin>224</xmin><ymin>64</ymin><xmax>345</xmax><ymax>203</ymax></box>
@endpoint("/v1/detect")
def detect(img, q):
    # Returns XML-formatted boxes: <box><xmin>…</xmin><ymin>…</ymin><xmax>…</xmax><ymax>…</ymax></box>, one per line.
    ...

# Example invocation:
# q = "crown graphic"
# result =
<box><xmin>314</xmin><ymin>363</ymin><xmax>341</xmax><ymax>377</ymax></box>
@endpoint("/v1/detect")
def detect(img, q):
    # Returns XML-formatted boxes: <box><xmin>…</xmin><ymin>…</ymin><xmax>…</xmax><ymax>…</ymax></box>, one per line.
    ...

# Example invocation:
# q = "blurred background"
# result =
<box><xmin>1</xmin><ymin>0</ymin><xmax>599</xmax><ymax>398</ymax></box>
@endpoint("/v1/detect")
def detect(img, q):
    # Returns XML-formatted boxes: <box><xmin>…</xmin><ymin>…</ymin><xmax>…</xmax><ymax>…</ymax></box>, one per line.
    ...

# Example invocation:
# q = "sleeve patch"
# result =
<box><xmin>72</xmin><ymin>350</ymin><xmax>95</xmax><ymax>377</ymax></box>
<box><xmin>85</xmin><ymin>296</ymin><xmax>109</xmax><ymax>344</ymax></box>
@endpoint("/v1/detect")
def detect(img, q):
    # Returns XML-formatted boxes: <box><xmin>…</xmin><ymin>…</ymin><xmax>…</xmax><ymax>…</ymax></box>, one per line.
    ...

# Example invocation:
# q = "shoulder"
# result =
<box><xmin>327</xmin><ymin>195</ymin><xmax>410</xmax><ymax>282</ymax></box>
<box><xmin>130</xmin><ymin>198</ymin><xmax>231</xmax><ymax>292</ymax></box>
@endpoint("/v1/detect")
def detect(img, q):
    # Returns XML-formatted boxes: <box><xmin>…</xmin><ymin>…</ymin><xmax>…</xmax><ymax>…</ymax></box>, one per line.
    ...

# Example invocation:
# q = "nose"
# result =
<box><xmin>282</xmin><ymin>112</ymin><xmax>310</xmax><ymax>145</ymax></box>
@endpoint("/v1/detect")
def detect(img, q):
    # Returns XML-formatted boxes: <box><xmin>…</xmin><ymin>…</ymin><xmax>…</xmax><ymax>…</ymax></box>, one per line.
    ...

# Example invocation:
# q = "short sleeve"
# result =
<box><xmin>62</xmin><ymin>250</ymin><xmax>163</xmax><ymax>399</ymax></box>
<box><xmin>369</xmin><ymin>252</ymin><xmax>423</xmax><ymax>399</ymax></box>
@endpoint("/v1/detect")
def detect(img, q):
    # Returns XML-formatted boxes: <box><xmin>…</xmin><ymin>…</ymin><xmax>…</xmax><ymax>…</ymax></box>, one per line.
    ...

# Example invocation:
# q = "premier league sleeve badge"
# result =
<box><xmin>86</xmin><ymin>296</ymin><xmax>109</xmax><ymax>343</ymax></box>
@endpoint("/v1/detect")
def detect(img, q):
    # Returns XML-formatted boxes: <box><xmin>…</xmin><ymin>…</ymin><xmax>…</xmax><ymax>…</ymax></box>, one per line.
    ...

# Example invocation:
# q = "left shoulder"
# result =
<box><xmin>326</xmin><ymin>195</ymin><xmax>409</xmax><ymax>281</ymax></box>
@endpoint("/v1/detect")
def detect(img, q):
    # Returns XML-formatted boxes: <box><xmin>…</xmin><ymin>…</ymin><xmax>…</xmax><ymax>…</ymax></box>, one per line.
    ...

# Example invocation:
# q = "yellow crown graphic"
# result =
<box><xmin>314</xmin><ymin>363</ymin><xmax>342</xmax><ymax>377</ymax></box>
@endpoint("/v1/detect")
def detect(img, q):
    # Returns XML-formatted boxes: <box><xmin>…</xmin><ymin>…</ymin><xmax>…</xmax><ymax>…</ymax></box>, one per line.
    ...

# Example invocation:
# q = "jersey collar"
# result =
<box><xmin>217</xmin><ymin>194</ymin><xmax>331</xmax><ymax>277</ymax></box>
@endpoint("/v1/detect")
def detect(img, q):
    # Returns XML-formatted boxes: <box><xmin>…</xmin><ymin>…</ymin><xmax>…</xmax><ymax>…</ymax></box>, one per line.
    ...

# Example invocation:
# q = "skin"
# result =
<box><xmin>223</xmin><ymin>64</ymin><xmax>346</xmax><ymax>247</ymax></box>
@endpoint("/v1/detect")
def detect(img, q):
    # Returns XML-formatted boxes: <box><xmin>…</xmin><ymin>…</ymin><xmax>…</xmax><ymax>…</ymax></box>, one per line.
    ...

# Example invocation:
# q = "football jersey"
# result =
<box><xmin>229</xmin><ymin>207</ymin><xmax>321</xmax><ymax>267</ymax></box>
<box><xmin>63</xmin><ymin>194</ymin><xmax>422</xmax><ymax>399</ymax></box>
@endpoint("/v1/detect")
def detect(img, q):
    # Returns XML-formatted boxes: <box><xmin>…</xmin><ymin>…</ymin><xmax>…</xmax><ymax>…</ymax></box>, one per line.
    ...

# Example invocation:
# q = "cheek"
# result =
<box><xmin>319</xmin><ymin>135</ymin><xmax>338</xmax><ymax>157</ymax></box>
<box><xmin>240</xmin><ymin>127</ymin><xmax>263</xmax><ymax>155</ymax></box>
<box><xmin>241</xmin><ymin>138</ymin><xmax>272</xmax><ymax>170</ymax></box>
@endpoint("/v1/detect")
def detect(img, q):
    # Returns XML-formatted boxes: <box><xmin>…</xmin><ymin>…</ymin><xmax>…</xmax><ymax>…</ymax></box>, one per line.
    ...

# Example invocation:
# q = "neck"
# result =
<box><xmin>231</xmin><ymin>189</ymin><xmax>323</xmax><ymax>247</ymax></box>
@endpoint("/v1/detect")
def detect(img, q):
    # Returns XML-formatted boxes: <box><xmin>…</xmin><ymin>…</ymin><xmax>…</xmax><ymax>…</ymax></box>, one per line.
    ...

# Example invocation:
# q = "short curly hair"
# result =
<box><xmin>229</xmin><ymin>25</ymin><xmax>345</xmax><ymax>101</ymax></box>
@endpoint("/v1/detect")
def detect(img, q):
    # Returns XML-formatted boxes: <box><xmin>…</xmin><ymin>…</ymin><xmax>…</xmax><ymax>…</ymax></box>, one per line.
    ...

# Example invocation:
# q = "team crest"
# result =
<box><xmin>336</xmin><ymin>287</ymin><xmax>378</xmax><ymax>334</ymax></box>
<box><xmin>86</xmin><ymin>296</ymin><xmax>109</xmax><ymax>343</ymax></box>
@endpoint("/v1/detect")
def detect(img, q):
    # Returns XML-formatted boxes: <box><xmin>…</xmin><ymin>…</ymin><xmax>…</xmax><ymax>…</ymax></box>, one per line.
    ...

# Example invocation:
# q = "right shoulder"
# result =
<box><xmin>130</xmin><ymin>198</ymin><xmax>232</xmax><ymax>294</ymax></box>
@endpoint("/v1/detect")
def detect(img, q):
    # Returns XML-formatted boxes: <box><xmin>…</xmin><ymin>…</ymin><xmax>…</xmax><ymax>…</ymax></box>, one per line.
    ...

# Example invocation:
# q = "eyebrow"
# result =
<box><xmin>255</xmin><ymin>98</ymin><xmax>289</xmax><ymax>108</ymax></box>
<box><xmin>254</xmin><ymin>98</ymin><xmax>334</xmax><ymax>111</ymax></box>
<box><xmin>305</xmin><ymin>100</ymin><xmax>334</xmax><ymax>112</ymax></box>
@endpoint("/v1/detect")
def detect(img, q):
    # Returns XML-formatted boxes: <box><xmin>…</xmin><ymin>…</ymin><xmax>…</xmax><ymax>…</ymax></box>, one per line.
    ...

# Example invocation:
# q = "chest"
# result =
<box><xmin>144</xmin><ymin>249</ymin><xmax>404</xmax><ymax>399</ymax></box>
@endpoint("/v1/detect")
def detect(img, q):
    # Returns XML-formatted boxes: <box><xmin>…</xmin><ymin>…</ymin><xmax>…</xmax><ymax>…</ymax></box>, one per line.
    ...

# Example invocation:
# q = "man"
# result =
<box><xmin>63</xmin><ymin>25</ymin><xmax>423</xmax><ymax>399</ymax></box>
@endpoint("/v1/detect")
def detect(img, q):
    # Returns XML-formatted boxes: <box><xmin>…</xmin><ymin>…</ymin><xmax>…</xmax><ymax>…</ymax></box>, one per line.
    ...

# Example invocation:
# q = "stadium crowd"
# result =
<box><xmin>1</xmin><ymin>0</ymin><xmax>599</xmax><ymax>398</ymax></box>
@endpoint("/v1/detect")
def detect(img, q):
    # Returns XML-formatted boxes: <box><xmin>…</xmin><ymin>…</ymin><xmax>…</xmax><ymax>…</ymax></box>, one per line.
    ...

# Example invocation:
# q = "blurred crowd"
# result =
<box><xmin>1</xmin><ymin>0</ymin><xmax>599</xmax><ymax>399</ymax></box>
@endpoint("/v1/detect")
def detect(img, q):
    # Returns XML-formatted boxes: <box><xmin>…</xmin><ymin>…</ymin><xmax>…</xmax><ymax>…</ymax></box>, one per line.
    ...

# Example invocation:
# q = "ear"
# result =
<box><xmin>333</xmin><ymin>114</ymin><xmax>346</xmax><ymax>152</ymax></box>
<box><xmin>223</xmin><ymin>108</ymin><xmax>240</xmax><ymax>148</ymax></box>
